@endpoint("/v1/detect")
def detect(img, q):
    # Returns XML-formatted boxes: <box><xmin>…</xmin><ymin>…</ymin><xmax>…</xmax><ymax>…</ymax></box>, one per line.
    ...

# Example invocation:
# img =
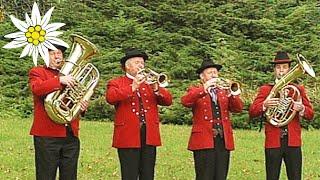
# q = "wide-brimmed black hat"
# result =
<box><xmin>270</xmin><ymin>51</ymin><xmax>292</xmax><ymax>64</ymax></box>
<box><xmin>196</xmin><ymin>57</ymin><xmax>222</xmax><ymax>74</ymax></box>
<box><xmin>49</xmin><ymin>44</ymin><xmax>67</xmax><ymax>53</ymax></box>
<box><xmin>120</xmin><ymin>48</ymin><xmax>148</xmax><ymax>66</ymax></box>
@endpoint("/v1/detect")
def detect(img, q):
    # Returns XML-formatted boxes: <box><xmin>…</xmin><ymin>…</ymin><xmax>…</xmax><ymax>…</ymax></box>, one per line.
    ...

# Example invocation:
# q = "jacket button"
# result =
<box><xmin>145</xmin><ymin>100</ymin><xmax>149</xmax><ymax>103</ymax></box>
<box><xmin>203</xmin><ymin>97</ymin><xmax>205</xmax><ymax>99</ymax></box>
<box><xmin>204</xmin><ymin>109</ymin><xmax>207</xmax><ymax>112</ymax></box>
<box><xmin>210</xmin><ymin>120</ymin><xmax>213</xmax><ymax>123</ymax></box>
<box><xmin>204</xmin><ymin>116</ymin><xmax>208</xmax><ymax>120</ymax></box>
<box><xmin>144</xmin><ymin>110</ymin><xmax>147</xmax><ymax>113</ymax></box>
<box><xmin>132</xmin><ymin>102</ymin><xmax>135</xmax><ymax>105</ymax></box>
<box><xmin>142</xmin><ymin>87</ymin><xmax>145</xmax><ymax>91</ymax></box>
<box><xmin>136</xmin><ymin>112</ymin><xmax>139</xmax><ymax>115</ymax></box>
<box><xmin>144</xmin><ymin>93</ymin><xmax>147</xmax><ymax>96</ymax></box>
<box><xmin>132</xmin><ymin>109</ymin><xmax>136</xmax><ymax>112</ymax></box>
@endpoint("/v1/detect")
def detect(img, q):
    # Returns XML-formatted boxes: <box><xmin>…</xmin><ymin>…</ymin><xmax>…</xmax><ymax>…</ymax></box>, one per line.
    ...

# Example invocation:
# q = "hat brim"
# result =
<box><xmin>120</xmin><ymin>53</ymin><xmax>148</xmax><ymax>66</ymax></box>
<box><xmin>196</xmin><ymin>64</ymin><xmax>222</xmax><ymax>74</ymax></box>
<box><xmin>49</xmin><ymin>45</ymin><xmax>67</xmax><ymax>53</ymax></box>
<box><xmin>269</xmin><ymin>59</ymin><xmax>292</xmax><ymax>64</ymax></box>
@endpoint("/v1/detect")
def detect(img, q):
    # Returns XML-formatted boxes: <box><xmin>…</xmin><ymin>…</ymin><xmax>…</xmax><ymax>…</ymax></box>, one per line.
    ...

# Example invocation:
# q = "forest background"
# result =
<box><xmin>0</xmin><ymin>0</ymin><xmax>319</xmax><ymax>129</ymax></box>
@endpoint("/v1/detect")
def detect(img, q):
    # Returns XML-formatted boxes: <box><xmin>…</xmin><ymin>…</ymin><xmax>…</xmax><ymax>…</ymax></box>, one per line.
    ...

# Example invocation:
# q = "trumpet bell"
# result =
<box><xmin>138</xmin><ymin>68</ymin><xmax>169</xmax><ymax>87</ymax></box>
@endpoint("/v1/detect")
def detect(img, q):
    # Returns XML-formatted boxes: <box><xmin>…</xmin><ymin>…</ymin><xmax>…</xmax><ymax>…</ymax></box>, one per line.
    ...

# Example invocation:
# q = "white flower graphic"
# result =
<box><xmin>3</xmin><ymin>2</ymin><xmax>69</xmax><ymax>66</ymax></box>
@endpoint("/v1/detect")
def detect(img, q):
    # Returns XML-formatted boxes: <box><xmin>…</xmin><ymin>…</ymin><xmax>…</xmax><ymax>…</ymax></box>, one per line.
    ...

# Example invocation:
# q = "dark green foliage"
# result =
<box><xmin>1</xmin><ymin>0</ymin><xmax>319</xmax><ymax>128</ymax></box>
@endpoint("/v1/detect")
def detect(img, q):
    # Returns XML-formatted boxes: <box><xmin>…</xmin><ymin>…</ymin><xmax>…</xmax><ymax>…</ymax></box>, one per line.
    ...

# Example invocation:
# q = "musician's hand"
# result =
<box><xmin>152</xmin><ymin>83</ymin><xmax>159</xmax><ymax>92</ymax></box>
<box><xmin>263</xmin><ymin>98</ymin><xmax>280</xmax><ymax>108</ymax></box>
<box><xmin>80</xmin><ymin>100</ymin><xmax>89</xmax><ymax>112</ymax></box>
<box><xmin>60</xmin><ymin>75</ymin><xmax>76</xmax><ymax>87</ymax></box>
<box><xmin>203</xmin><ymin>79</ymin><xmax>216</xmax><ymax>93</ymax></box>
<box><xmin>292</xmin><ymin>101</ymin><xmax>304</xmax><ymax>112</ymax></box>
<box><xmin>132</xmin><ymin>74</ymin><xmax>145</xmax><ymax>92</ymax></box>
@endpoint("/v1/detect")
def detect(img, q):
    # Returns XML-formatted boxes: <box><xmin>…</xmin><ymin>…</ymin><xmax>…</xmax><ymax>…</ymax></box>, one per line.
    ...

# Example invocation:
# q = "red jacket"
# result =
<box><xmin>181</xmin><ymin>85</ymin><xmax>243</xmax><ymax>151</ymax></box>
<box><xmin>106</xmin><ymin>76</ymin><xmax>172</xmax><ymax>148</ymax></box>
<box><xmin>29</xmin><ymin>66</ymin><xmax>80</xmax><ymax>137</ymax></box>
<box><xmin>249</xmin><ymin>84</ymin><xmax>314</xmax><ymax>148</ymax></box>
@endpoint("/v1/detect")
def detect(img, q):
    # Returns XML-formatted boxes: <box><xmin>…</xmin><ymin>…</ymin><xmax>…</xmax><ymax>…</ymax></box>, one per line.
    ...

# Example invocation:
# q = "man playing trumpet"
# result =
<box><xmin>181</xmin><ymin>57</ymin><xmax>243</xmax><ymax>180</ymax></box>
<box><xmin>106</xmin><ymin>48</ymin><xmax>172</xmax><ymax>180</ymax></box>
<box><xmin>249</xmin><ymin>52</ymin><xmax>314</xmax><ymax>180</ymax></box>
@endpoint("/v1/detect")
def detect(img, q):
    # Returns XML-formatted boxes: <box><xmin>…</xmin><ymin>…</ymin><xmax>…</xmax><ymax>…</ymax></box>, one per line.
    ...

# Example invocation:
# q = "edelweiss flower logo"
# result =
<box><xmin>3</xmin><ymin>2</ymin><xmax>69</xmax><ymax>66</ymax></box>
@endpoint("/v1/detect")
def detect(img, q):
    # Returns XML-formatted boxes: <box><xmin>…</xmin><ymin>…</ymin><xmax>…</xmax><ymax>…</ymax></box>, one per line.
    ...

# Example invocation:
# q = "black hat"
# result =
<box><xmin>120</xmin><ymin>48</ymin><xmax>148</xmax><ymax>66</ymax></box>
<box><xmin>270</xmin><ymin>51</ymin><xmax>292</xmax><ymax>64</ymax></box>
<box><xmin>196</xmin><ymin>57</ymin><xmax>222</xmax><ymax>74</ymax></box>
<box><xmin>49</xmin><ymin>44</ymin><xmax>67</xmax><ymax>53</ymax></box>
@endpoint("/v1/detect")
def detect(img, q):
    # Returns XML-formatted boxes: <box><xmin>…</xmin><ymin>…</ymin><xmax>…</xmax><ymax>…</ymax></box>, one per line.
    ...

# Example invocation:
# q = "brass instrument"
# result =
<box><xmin>137</xmin><ymin>68</ymin><xmax>169</xmax><ymax>87</ymax></box>
<box><xmin>207</xmin><ymin>78</ymin><xmax>241</xmax><ymax>94</ymax></box>
<box><xmin>265</xmin><ymin>54</ymin><xmax>315</xmax><ymax>127</ymax></box>
<box><xmin>44</xmin><ymin>34</ymin><xmax>99</xmax><ymax>124</ymax></box>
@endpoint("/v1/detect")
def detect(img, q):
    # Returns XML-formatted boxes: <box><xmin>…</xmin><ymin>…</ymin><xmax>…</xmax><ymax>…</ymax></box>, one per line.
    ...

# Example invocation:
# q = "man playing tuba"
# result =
<box><xmin>249</xmin><ymin>51</ymin><xmax>314</xmax><ymax>180</ymax></box>
<box><xmin>181</xmin><ymin>57</ymin><xmax>243</xmax><ymax>180</ymax></box>
<box><xmin>29</xmin><ymin>44</ymin><xmax>89</xmax><ymax>180</ymax></box>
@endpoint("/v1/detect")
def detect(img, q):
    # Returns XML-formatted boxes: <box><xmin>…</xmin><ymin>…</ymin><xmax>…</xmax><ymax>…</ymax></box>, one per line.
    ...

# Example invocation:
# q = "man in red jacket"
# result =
<box><xmin>181</xmin><ymin>57</ymin><xmax>243</xmax><ymax>180</ymax></box>
<box><xmin>29</xmin><ymin>44</ymin><xmax>88</xmax><ymax>180</ymax></box>
<box><xmin>249</xmin><ymin>52</ymin><xmax>314</xmax><ymax>180</ymax></box>
<box><xmin>106</xmin><ymin>48</ymin><xmax>172</xmax><ymax>180</ymax></box>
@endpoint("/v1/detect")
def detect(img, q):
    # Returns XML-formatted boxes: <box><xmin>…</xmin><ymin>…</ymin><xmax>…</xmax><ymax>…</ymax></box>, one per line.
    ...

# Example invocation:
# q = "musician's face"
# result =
<box><xmin>200</xmin><ymin>67</ymin><xmax>219</xmax><ymax>83</ymax></box>
<box><xmin>49</xmin><ymin>49</ymin><xmax>64</xmax><ymax>69</ymax></box>
<box><xmin>125</xmin><ymin>57</ymin><xmax>145</xmax><ymax>76</ymax></box>
<box><xmin>274</xmin><ymin>63</ymin><xmax>290</xmax><ymax>79</ymax></box>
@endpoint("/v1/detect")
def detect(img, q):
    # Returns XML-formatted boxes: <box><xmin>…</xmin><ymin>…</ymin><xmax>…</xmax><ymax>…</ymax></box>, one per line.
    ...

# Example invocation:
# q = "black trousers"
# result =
<box><xmin>33</xmin><ymin>127</ymin><xmax>80</xmax><ymax>180</ymax></box>
<box><xmin>193</xmin><ymin>135</ymin><xmax>230</xmax><ymax>180</ymax></box>
<box><xmin>118</xmin><ymin>124</ymin><xmax>156</xmax><ymax>180</ymax></box>
<box><xmin>265</xmin><ymin>136</ymin><xmax>302</xmax><ymax>180</ymax></box>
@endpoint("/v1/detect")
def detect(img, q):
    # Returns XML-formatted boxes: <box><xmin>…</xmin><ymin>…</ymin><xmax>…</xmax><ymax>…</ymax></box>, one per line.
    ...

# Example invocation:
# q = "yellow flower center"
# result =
<box><xmin>25</xmin><ymin>25</ymin><xmax>46</xmax><ymax>46</ymax></box>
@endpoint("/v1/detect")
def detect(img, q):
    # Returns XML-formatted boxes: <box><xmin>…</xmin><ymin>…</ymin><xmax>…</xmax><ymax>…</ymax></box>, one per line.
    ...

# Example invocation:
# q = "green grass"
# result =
<box><xmin>0</xmin><ymin>117</ymin><xmax>319</xmax><ymax>180</ymax></box>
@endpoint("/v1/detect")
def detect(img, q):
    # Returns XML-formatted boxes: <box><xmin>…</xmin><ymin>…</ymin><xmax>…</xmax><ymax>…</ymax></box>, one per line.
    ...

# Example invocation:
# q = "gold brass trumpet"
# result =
<box><xmin>207</xmin><ymin>78</ymin><xmax>241</xmax><ymax>94</ymax></box>
<box><xmin>137</xmin><ymin>68</ymin><xmax>169</xmax><ymax>87</ymax></box>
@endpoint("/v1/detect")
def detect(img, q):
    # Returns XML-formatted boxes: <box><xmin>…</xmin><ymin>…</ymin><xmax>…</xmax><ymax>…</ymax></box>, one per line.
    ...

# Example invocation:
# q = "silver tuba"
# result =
<box><xmin>265</xmin><ymin>54</ymin><xmax>315</xmax><ymax>127</ymax></box>
<box><xmin>44</xmin><ymin>34</ymin><xmax>99</xmax><ymax>124</ymax></box>
<box><xmin>137</xmin><ymin>68</ymin><xmax>169</xmax><ymax>87</ymax></box>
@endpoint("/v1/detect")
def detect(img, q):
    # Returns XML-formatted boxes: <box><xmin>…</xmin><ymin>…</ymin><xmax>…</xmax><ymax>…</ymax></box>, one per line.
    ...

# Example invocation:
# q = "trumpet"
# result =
<box><xmin>207</xmin><ymin>78</ymin><xmax>241</xmax><ymax>95</ymax></box>
<box><xmin>137</xmin><ymin>68</ymin><xmax>169</xmax><ymax>87</ymax></box>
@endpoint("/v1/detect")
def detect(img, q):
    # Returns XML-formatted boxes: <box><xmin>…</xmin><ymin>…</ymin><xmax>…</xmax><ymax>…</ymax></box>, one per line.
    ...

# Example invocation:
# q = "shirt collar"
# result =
<box><xmin>46</xmin><ymin>66</ymin><xmax>60</xmax><ymax>72</ymax></box>
<box><xmin>126</xmin><ymin>72</ymin><xmax>135</xmax><ymax>80</ymax></box>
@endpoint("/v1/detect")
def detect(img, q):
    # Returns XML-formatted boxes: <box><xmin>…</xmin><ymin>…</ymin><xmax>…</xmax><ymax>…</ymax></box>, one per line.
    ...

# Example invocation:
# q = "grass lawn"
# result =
<box><xmin>0</xmin><ymin>117</ymin><xmax>319</xmax><ymax>179</ymax></box>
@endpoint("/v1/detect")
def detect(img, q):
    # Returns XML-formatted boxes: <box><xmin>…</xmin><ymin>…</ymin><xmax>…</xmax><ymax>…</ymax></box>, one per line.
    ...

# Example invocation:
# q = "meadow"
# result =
<box><xmin>0</xmin><ymin>117</ymin><xmax>319</xmax><ymax>180</ymax></box>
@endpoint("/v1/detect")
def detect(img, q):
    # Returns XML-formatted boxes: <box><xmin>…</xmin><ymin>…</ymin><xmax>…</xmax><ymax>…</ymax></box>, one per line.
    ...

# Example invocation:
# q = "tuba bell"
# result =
<box><xmin>137</xmin><ymin>68</ymin><xmax>169</xmax><ymax>87</ymax></box>
<box><xmin>265</xmin><ymin>54</ymin><xmax>315</xmax><ymax>127</ymax></box>
<box><xmin>44</xmin><ymin>34</ymin><xmax>99</xmax><ymax>124</ymax></box>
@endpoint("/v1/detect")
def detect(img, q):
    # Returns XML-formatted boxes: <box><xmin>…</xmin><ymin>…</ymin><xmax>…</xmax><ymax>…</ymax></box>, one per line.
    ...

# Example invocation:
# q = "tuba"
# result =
<box><xmin>265</xmin><ymin>54</ymin><xmax>315</xmax><ymax>127</ymax></box>
<box><xmin>137</xmin><ymin>68</ymin><xmax>169</xmax><ymax>87</ymax></box>
<box><xmin>44</xmin><ymin>34</ymin><xmax>99</xmax><ymax>124</ymax></box>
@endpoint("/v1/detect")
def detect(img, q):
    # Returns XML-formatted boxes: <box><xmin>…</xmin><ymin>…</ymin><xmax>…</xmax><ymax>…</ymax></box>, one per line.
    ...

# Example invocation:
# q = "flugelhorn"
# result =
<box><xmin>137</xmin><ymin>68</ymin><xmax>169</xmax><ymax>87</ymax></box>
<box><xmin>207</xmin><ymin>78</ymin><xmax>241</xmax><ymax>94</ymax></box>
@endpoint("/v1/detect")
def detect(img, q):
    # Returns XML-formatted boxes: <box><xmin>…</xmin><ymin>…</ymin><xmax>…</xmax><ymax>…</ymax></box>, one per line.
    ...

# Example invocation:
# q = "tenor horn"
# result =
<box><xmin>265</xmin><ymin>53</ymin><xmax>315</xmax><ymax>127</ymax></box>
